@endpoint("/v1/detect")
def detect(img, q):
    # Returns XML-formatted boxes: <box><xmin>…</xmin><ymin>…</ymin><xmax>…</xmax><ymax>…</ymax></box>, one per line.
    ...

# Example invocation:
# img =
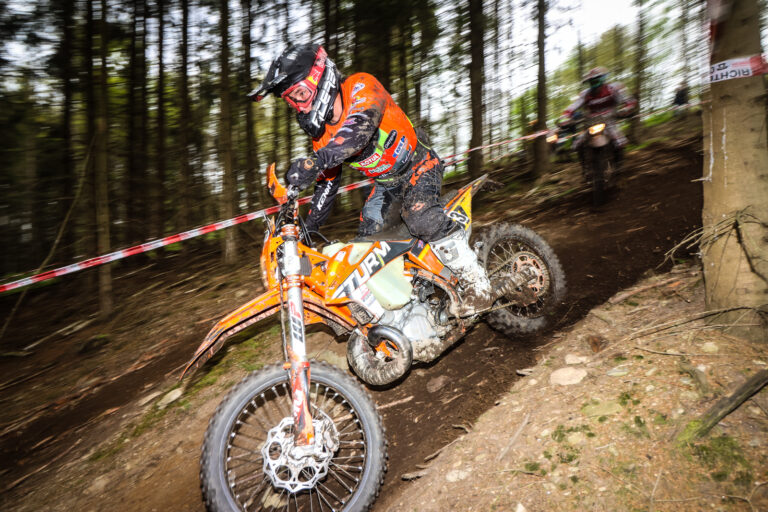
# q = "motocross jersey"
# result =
<box><xmin>563</xmin><ymin>82</ymin><xmax>637</xmax><ymax>117</ymax></box>
<box><xmin>312</xmin><ymin>72</ymin><xmax>418</xmax><ymax>179</ymax></box>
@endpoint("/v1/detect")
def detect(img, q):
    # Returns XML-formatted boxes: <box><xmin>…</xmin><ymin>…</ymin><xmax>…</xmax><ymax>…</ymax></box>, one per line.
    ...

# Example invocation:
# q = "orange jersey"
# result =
<box><xmin>312</xmin><ymin>73</ymin><xmax>418</xmax><ymax>178</ymax></box>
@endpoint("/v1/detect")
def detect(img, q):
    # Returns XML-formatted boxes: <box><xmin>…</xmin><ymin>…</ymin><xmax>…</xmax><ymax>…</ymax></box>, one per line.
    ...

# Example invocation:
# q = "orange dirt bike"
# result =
<box><xmin>183</xmin><ymin>164</ymin><xmax>566</xmax><ymax>511</ymax></box>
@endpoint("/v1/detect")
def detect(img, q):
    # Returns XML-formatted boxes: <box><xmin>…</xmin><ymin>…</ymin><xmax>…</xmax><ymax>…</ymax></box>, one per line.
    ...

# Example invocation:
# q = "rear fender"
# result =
<box><xmin>443</xmin><ymin>174</ymin><xmax>488</xmax><ymax>231</ymax></box>
<box><xmin>182</xmin><ymin>288</ymin><xmax>355</xmax><ymax>378</ymax></box>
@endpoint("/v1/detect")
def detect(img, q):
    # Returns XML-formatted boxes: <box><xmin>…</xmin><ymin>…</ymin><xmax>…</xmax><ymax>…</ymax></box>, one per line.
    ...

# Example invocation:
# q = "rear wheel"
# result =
<box><xmin>475</xmin><ymin>223</ymin><xmax>566</xmax><ymax>336</ymax></box>
<box><xmin>200</xmin><ymin>362</ymin><xmax>387</xmax><ymax>511</ymax></box>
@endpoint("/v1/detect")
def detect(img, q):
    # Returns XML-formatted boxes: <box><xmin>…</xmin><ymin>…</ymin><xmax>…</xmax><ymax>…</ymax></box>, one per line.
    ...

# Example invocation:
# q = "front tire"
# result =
<box><xmin>475</xmin><ymin>223</ymin><xmax>566</xmax><ymax>336</ymax></box>
<box><xmin>200</xmin><ymin>362</ymin><xmax>387</xmax><ymax>511</ymax></box>
<box><xmin>591</xmin><ymin>146</ymin><xmax>607</xmax><ymax>206</ymax></box>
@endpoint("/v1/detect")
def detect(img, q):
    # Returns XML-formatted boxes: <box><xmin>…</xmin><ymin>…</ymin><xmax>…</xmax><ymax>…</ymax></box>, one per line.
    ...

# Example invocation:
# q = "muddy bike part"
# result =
<box><xmin>278</xmin><ymin>216</ymin><xmax>315</xmax><ymax>448</ymax></box>
<box><xmin>347</xmin><ymin>325</ymin><xmax>413</xmax><ymax>386</ymax></box>
<box><xmin>475</xmin><ymin>223</ymin><xmax>566</xmax><ymax>336</ymax></box>
<box><xmin>200</xmin><ymin>362</ymin><xmax>387</xmax><ymax>512</ymax></box>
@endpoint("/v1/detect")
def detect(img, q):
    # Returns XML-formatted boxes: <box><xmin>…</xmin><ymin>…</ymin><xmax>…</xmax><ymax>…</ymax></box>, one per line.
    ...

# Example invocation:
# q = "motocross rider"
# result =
<box><xmin>559</xmin><ymin>66</ymin><xmax>637</xmax><ymax>169</ymax></box>
<box><xmin>249</xmin><ymin>43</ymin><xmax>505</xmax><ymax>314</ymax></box>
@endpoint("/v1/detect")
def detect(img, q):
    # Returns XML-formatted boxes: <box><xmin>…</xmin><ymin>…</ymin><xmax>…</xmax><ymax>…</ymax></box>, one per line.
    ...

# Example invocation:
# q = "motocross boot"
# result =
<box><xmin>430</xmin><ymin>225</ymin><xmax>494</xmax><ymax>317</ymax></box>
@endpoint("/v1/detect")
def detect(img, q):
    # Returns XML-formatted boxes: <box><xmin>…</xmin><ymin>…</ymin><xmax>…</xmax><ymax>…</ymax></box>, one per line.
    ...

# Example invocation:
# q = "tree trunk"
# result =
<box><xmin>613</xmin><ymin>25</ymin><xmax>625</xmax><ymax>78</ymax></box>
<box><xmin>126</xmin><ymin>0</ymin><xmax>144</xmax><ymax>246</ymax></box>
<box><xmin>323</xmin><ymin>0</ymin><xmax>338</xmax><ymax>60</ymax></box>
<box><xmin>413</xmin><ymin>46</ymin><xmax>422</xmax><ymax>128</ymax></box>
<box><xmin>82</xmin><ymin>0</ymin><xmax>97</xmax><ymax>281</ymax></box>
<box><xmin>701</xmin><ymin>0</ymin><xmax>768</xmax><ymax>342</ymax></box>
<box><xmin>323</xmin><ymin>0</ymin><xmax>332</xmax><ymax>52</ymax></box>
<box><xmin>179</xmin><ymin>0</ymin><xmax>191</xmax><ymax>235</ymax></box>
<box><xmin>140</xmin><ymin>0</ymin><xmax>149</xmax><ymax>240</ymax></box>
<box><xmin>467</xmin><ymin>0</ymin><xmax>485</xmax><ymax>178</ymax></box>
<box><xmin>60</xmin><ymin>0</ymin><xmax>75</xmax><ymax>262</ymax></box>
<box><xmin>679</xmin><ymin>0</ymin><xmax>690</xmax><ymax>86</ymax></box>
<box><xmin>398</xmin><ymin>25</ymin><xmax>410</xmax><ymax>116</ymax></box>
<box><xmin>381</xmin><ymin>25</ymin><xmax>392</xmax><ymax>91</ymax></box>
<box><xmin>491</xmin><ymin>0</ymin><xmax>500</xmax><ymax>158</ymax></box>
<box><xmin>629</xmin><ymin>0</ymin><xmax>646</xmax><ymax>143</ymax></box>
<box><xmin>272</xmin><ymin>100</ymin><xmax>280</xmax><ymax>168</ymax></box>
<box><xmin>576</xmin><ymin>30</ymin><xmax>585</xmax><ymax>82</ymax></box>
<box><xmin>532</xmin><ymin>0</ymin><xmax>550</xmax><ymax>178</ymax></box>
<box><xmin>220</xmin><ymin>0</ymin><xmax>237</xmax><ymax>265</ymax></box>
<box><xmin>242</xmin><ymin>0</ymin><xmax>258</xmax><ymax>211</ymax></box>
<box><xmin>155</xmin><ymin>0</ymin><xmax>166</xmax><ymax>238</ymax></box>
<box><xmin>96</xmin><ymin>0</ymin><xmax>112</xmax><ymax>316</ymax></box>
<box><xmin>285</xmin><ymin>103</ymin><xmax>293</xmax><ymax>168</ymax></box>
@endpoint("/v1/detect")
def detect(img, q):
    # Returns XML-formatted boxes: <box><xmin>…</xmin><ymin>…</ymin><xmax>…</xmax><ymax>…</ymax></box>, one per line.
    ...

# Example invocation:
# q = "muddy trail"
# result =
<box><xmin>0</xmin><ymin>132</ymin><xmax>703</xmax><ymax>511</ymax></box>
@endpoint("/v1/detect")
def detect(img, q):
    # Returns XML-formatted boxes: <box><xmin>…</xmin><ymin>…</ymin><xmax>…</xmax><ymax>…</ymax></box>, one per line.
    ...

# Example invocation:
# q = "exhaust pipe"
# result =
<box><xmin>347</xmin><ymin>325</ymin><xmax>413</xmax><ymax>387</ymax></box>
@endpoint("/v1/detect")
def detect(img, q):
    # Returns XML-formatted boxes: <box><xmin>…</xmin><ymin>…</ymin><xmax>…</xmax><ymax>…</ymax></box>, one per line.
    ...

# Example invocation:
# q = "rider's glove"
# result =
<box><xmin>285</xmin><ymin>156</ymin><xmax>321</xmax><ymax>191</ymax></box>
<box><xmin>617</xmin><ymin>105</ymin><xmax>635</xmax><ymax>118</ymax></box>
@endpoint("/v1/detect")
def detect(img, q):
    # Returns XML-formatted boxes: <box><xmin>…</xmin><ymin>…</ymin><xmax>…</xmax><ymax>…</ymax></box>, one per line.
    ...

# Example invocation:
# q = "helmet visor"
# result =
<box><xmin>248</xmin><ymin>57</ymin><xmax>289</xmax><ymax>102</ymax></box>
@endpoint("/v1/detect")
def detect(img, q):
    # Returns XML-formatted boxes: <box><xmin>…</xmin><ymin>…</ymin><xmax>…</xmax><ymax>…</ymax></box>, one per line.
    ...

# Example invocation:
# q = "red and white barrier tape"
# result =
<box><xmin>442</xmin><ymin>130</ymin><xmax>550</xmax><ymax>167</ymax></box>
<box><xmin>0</xmin><ymin>95</ymin><xmax>720</xmax><ymax>294</ymax></box>
<box><xmin>0</xmin><ymin>178</ymin><xmax>376</xmax><ymax>294</ymax></box>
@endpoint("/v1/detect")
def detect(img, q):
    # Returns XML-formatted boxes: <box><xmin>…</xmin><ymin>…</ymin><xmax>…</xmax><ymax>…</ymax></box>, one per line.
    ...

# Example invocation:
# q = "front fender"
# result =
<box><xmin>182</xmin><ymin>288</ymin><xmax>355</xmax><ymax>378</ymax></box>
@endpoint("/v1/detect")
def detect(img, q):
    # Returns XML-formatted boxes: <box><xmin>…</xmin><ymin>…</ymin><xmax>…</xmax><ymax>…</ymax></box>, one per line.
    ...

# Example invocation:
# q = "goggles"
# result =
<box><xmin>281</xmin><ymin>46</ymin><xmax>328</xmax><ymax>113</ymax></box>
<box><xmin>588</xmin><ymin>76</ymin><xmax>606</xmax><ymax>89</ymax></box>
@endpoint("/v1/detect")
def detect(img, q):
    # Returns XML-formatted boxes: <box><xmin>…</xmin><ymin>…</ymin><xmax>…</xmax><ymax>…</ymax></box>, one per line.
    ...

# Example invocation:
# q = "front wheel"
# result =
<box><xmin>590</xmin><ymin>146</ymin><xmax>607</xmax><ymax>206</ymax></box>
<box><xmin>475</xmin><ymin>223</ymin><xmax>566</xmax><ymax>336</ymax></box>
<box><xmin>200</xmin><ymin>362</ymin><xmax>387</xmax><ymax>511</ymax></box>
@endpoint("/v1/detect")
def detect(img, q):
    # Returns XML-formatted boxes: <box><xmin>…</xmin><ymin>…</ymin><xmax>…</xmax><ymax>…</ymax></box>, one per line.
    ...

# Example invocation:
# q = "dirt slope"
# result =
<box><xmin>0</xmin><ymin>125</ymin><xmax>730</xmax><ymax>511</ymax></box>
<box><xmin>384</xmin><ymin>265</ymin><xmax>768</xmax><ymax>512</ymax></box>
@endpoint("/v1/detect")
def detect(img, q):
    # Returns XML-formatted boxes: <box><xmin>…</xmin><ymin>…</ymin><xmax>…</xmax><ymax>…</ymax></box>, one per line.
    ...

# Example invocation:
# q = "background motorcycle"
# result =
<box><xmin>578</xmin><ymin>113</ymin><xmax>620</xmax><ymax>206</ymax></box>
<box><xmin>548</xmin><ymin>114</ymin><xmax>581</xmax><ymax>163</ymax></box>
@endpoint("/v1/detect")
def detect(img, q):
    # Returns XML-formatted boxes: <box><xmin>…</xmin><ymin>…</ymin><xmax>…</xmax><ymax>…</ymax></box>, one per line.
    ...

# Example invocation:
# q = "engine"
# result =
<box><xmin>376</xmin><ymin>295</ymin><xmax>451</xmax><ymax>363</ymax></box>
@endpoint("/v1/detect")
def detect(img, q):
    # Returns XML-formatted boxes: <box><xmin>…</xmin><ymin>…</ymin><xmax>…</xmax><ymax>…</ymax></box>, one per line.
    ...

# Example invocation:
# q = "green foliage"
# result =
<box><xmin>621</xmin><ymin>415</ymin><xmax>651</xmax><ymax>438</ymax></box>
<box><xmin>652</xmin><ymin>411</ymin><xmax>668</xmax><ymax>425</ymax></box>
<box><xmin>524</xmin><ymin>461</ymin><xmax>540</xmax><ymax>472</ymax></box>
<box><xmin>643</xmin><ymin>110</ymin><xmax>675</xmax><ymax>128</ymax></box>
<box><xmin>557</xmin><ymin>446</ymin><xmax>580</xmax><ymax>464</ymax></box>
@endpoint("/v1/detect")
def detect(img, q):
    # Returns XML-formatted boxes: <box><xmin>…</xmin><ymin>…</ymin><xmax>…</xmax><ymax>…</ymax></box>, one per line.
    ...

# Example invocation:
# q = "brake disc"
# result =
<box><xmin>511</xmin><ymin>251</ymin><xmax>549</xmax><ymax>298</ymax></box>
<box><xmin>261</xmin><ymin>410</ymin><xmax>340</xmax><ymax>493</ymax></box>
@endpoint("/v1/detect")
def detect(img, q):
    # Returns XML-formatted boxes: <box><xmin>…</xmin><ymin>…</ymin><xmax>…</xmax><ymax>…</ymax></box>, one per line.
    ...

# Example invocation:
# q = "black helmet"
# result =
<box><xmin>248</xmin><ymin>43</ymin><xmax>341</xmax><ymax>139</ymax></box>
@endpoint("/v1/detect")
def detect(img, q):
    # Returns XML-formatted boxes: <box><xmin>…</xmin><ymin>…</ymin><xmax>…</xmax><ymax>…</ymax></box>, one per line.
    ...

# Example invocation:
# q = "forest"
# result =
<box><xmin>0</xmin><ymin>0</ymin><xmax>714</xmax><ymax>313</ymax></box>
<box><xmin>1</xmin><ymin>1</ymin><xmax>767</xmax><ymax>510</ymax></box>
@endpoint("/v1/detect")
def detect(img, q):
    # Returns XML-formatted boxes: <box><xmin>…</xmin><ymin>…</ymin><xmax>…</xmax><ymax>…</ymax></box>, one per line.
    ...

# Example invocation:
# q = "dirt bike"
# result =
<box><xmin>182</xmin><ymin>164</ymin><xmax>566</xmax><ymax>511</ymax></box>
<box><xmin>547</xmin><ymin>118</ymin><xmax>579</xmax><ymax>163</ymax></box>
<box><xmin>578</xmin><ymin>113</ymin><xmax>626</xmax><ymax>206</ymax></box>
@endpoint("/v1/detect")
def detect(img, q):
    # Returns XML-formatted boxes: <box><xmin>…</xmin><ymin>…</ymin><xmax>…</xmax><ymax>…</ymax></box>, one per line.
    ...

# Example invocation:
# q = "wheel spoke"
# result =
<box><xmin>217</xmin><ymin>370</ymin><xmax>373</xmax><ymax>511</ymax></box>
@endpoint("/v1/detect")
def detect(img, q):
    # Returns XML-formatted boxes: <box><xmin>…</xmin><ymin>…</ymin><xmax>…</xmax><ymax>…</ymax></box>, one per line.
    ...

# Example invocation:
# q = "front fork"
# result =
<box><xmin>279</xmin><ymin>225</ymin><xmax>315</xmax><ymax>448</ymax></box>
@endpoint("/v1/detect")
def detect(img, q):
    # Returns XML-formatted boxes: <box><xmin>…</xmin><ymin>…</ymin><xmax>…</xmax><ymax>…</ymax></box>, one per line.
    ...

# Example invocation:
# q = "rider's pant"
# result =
<box><xmin>358</xmin><ymin>148</ymin><xmax>453</xmax><ymax>242</ymax></box>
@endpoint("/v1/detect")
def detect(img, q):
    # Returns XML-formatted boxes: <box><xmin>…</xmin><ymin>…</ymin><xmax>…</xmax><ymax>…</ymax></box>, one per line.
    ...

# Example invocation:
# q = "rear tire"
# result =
<box><xmin>475</xmin><ymin>223</ymin><xmax>566</xmax><ymax>336</ymax></box>
<box><xmin>200</xmin><ymin>362</ymin><xmax>387</xmax><ymax>511</ymax></box>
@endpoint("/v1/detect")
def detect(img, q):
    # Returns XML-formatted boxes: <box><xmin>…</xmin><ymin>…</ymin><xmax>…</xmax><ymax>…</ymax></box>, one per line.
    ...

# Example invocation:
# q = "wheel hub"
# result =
<box><xmin>511</xmin><ymin>251</ymin><xmax>549</xmax><ymax>299</ymax></box>
<box><xmin>261</xmin><ymin>412</ymin><xmax>340</xmax><ymax>493</ymax></box>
